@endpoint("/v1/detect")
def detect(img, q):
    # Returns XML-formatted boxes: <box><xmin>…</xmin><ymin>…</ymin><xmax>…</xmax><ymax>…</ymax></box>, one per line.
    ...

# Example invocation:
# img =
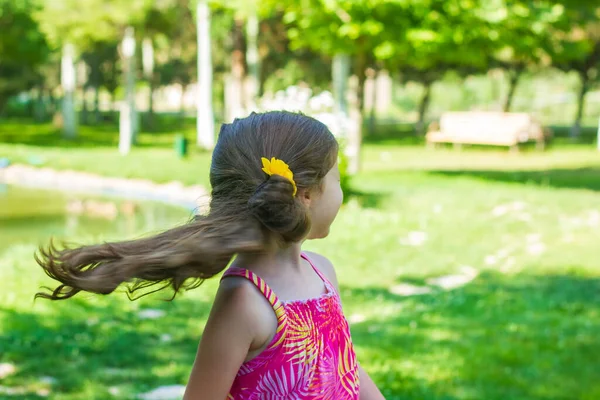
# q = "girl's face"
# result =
<box><xmin>306</xmin><ymin>163</ymin><xmax>343</xmax><ymax>240</ymax></box>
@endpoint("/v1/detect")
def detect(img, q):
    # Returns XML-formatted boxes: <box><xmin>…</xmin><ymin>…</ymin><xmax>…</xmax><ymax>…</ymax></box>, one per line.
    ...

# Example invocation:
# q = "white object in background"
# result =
<box><xmin>332</xmin><ymin>54</ymin><xmax>350</xmax><ymax>138</ymax></box>
<box><xmin>119</xmin><ymin>27</ymin><xmax>137</xmax><ymax>154</ymax></box>
<box><xmin>61</xmin><ymin>43</ymin><xmax>76</xmax><ymax>138</ymax></box>
<box><xmin>196</xmin><ymin>0</ymin><xmax>215</xmax><ymax>150</ymax></box>
<box><xmin>142</xmin><ymin>38</ymin><xmax>154</xmax><ymax>78</ymax></box>
<box><xmin>119</xmin><ymin>103</ymin><xmax>132</xmax><ymax>155</ymax></box>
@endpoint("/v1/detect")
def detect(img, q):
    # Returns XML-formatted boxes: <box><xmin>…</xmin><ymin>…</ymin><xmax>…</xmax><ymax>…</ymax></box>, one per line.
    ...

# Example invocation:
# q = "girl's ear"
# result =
<box><xmin>299</xmin><ymin>187</ymin><xmax>312</xmax><ymax>206</ymax></box>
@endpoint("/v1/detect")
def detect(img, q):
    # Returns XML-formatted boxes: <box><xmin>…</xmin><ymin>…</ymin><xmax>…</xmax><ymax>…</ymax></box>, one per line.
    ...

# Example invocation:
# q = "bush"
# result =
<box><xmin>337</xmin><ymin>142</ymin><xmax>352</xmax><ymax>201</ymax></box>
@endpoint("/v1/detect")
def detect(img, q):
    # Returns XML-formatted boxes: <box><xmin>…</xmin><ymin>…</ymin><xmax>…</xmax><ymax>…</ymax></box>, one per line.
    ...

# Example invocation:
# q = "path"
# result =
<box><xmin>0</xmin><ymin>164</ymin><xmax>209</xmax><ymax>211</ymax></box>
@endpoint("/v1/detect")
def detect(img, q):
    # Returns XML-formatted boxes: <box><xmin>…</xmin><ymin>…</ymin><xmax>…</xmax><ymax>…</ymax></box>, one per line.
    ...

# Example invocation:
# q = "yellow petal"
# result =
<box><xmin>272</xmin><ymin>159</ymin><xmax>285</xmax><ymax>173</ymax></box>
<box><xmin>259</xmin><ymin>157</ymin><xmax>297</xmax><ymax>196</ymax></box>
<box><xmin>261</xmin><ymin>157</ymin><xmax>272</xmax><ymax>175</ymax></box>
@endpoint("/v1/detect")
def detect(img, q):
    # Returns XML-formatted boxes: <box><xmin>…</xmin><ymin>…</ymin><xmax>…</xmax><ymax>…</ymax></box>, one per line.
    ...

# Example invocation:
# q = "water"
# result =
<box><xmin>0</xmin><ymin>184</ymin><xmax>192</xmax><ymax>254</ymax></box>
<box><xmin>0</xmin><ymin>186</ymin><xmax>197</xmax><ymax>398</ymax></box>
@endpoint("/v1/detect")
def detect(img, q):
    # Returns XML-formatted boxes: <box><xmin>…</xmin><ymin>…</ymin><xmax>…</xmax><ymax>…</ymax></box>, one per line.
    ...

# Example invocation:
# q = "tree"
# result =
<box><xmin>61</xmin><ymin>43</ymin><xmax>77</xmax><ymax>138</ymax></box>
<box><xmin>35</xmin><ymin>0</ymin><xmax>152</xmax><ymax>139</ymax></box>
<box><xmin>118</xmin><ymin>27</ymin><xmax>137</xmax><ymax>155</ymax></box>
<box><xmin>246</xmin><ymin>11</ymin><xmax>260</xmax><ymax>110</ymax></box>
<box><xmin>214</xmin><ymin>0</ymin><xmax>263</xmax><ymax>121</ymax></box>
<box><xmin>136</xmin><ymin>0</ymin><xmax>181</xmax><ymax>130</ymax></box>
<box><xmin>374</xmin><ymin>0</ymin><xmax>497</xmax><ymax>131</ymax></box>
<box><xmin>196</xmin><ymin>0</ymin><xmax>215</xmax><ymax>149</ymax></box>
<box><xmin>0</xmin><ymin>0</ymin><xmax>49</xmax><ymax>115</ymax></box>
<box><xmin>210</xmin><ymin>1</ymin><xmax>331</xmax><ymax>117</ymax></box>
<box><xmin>485</xmin><ymin>1</ymin><xmax>559</xmax><ymax>112</ymax></box>
<box><xmin>547</xmin><ymin>1</ymin><xmax>600</xmax><ymax>137</ymax></box>
<box><xmin>276</xmin><ymin>0</ymin><xmax>386</xmax><ymax>173</ymax></box>
<box><xmin>80</xmin><ymin>40</ymin><xmax>119</xmax><ymax>124</ymax></box>
<box><xmin>226</xmin><ymin>15</ymin><xmax>247</xmax><ymax>121</ymax></box>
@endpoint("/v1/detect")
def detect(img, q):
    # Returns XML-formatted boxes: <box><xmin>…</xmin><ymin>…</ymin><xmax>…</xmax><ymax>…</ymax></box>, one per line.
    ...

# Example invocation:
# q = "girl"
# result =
<box><xmin>36</xmin><ymin>111</ymin><xmax>385</xmax><ymax>399</ymax></box>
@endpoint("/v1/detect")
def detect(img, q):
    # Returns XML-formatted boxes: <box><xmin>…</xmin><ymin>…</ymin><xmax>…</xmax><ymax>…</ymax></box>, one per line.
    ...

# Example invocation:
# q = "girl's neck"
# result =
<box><xmin>234</xmin><ymin>242</ymin><xmax>304</xmax><ymax>274</ymax></box>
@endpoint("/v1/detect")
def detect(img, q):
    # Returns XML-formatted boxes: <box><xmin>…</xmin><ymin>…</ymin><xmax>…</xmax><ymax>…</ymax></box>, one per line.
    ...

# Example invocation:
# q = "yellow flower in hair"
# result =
<box><xmin>261</xmin><ymin>157</ymin><xmax>297</xmax><ymax>196</ymax></box>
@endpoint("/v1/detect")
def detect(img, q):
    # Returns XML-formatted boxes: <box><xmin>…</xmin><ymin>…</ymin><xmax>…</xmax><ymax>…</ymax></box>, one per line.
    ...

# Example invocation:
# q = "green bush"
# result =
<box><xmin>337</xmin><ymin>142</ymin><xmax>352</xmax><ymax>200</ymax></box>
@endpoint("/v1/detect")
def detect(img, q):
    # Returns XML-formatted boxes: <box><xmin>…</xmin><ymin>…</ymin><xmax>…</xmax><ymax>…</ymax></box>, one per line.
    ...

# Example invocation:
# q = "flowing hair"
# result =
<box><xmin>35</xmin><ymin>111</ymin><xmax>339</xmax><ymax>300</ymax></box>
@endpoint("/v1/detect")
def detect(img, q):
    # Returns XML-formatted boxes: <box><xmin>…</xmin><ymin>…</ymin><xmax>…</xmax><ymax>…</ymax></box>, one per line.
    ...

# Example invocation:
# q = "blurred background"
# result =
<box><xmin>0</xmin><ymin>0</ymin><xmax>599</xmax><ymax>399</ymax></box>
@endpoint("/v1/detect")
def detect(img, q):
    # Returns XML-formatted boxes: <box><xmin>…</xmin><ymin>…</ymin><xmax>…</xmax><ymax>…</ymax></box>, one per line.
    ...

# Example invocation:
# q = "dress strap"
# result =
<box><xmin>221</xmin><ymin>267</ymin><xmax>287</xmax><ymax>363</ymax></box>
<box><xmin>301</xmin><ymin>253</ymin><xmax>336</xmax><ymax>294</ymax></box>
<box><xmin>221</xmin><ymin>267</ymin><xmax>285</xmax><ymax>318</ymax></box>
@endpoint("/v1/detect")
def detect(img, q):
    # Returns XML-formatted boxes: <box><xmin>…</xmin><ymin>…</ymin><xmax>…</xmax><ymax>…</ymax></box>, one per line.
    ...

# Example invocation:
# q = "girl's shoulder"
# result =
<box><xmin>303</xmin><ymin>251</ymin><xmax>340</xmax><ymax>293</ymax></box>
<box><xmin>214</xmin><ymin>275</ymin><xmax>279</xmax><ymax>348</ymax></box>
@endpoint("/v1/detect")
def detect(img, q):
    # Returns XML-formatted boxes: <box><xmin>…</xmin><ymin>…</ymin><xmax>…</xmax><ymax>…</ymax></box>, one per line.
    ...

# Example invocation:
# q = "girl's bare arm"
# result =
<box><xmin>359</xmin><ymin>364</ymin><xmax>386</xmax><ymax>399</ymax></box>
<box><xmin>184</xmin><ymin>279</ymin><xmax>272</xmax><ymax>399</ymax></box>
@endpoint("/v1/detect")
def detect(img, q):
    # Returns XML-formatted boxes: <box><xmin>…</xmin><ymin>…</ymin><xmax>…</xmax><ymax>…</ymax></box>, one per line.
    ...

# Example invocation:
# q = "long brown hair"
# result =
<box><xmin>35</xmin><ymin>111</ymin><xmax>339</xmax><ymax>300</ymax></box>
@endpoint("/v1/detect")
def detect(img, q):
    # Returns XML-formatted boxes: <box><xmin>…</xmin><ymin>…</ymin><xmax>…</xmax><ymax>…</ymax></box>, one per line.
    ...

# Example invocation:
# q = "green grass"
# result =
<box><xmin>1</xmin><ymin>120</ymin><xmax>600</xmax><ymax>399</ymax></box>
<box><xmin>0</xmin><ymin>119</ymin><xmax>214</xmax><ymax>187</ymax></box>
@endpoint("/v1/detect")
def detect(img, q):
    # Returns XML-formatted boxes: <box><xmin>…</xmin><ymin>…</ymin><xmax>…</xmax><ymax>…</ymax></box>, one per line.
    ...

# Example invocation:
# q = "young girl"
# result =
<box><xmin>36</xmin><ymin>111</ymin><xmax>385</xmax><ymax>399</ymax></box>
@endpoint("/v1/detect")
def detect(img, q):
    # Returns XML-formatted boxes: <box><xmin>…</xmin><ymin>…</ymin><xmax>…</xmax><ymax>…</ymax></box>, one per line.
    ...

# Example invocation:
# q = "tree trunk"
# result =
<box><xmin>346</xmin><ymin>52</ymin><xmax>367</xmax><ymax>174</ymax></box>
<box><xmin>332</xmin><ymin>52</ymin><xmax>351</xmax><ymax>173</ymax></box>
<box><xmin>332</xmin><ymin>54</ymin><xmax>350</xmax><ymax>118</ymax></box>
<box><xmin>93</xmin><ymin>85</ymin><xmax>100</xmax><ymax>124</ymax></box>
<box><xmin>81</xmin><ymin>87</ymin><xmax>89</xmax><ymax>125</ymax></box>
<box><xmin>416</xmin><ymin>81</ymin><xmax>432</xmax><ymax>134</ymax></box>
<box><xmin>356</xmin><ymin>58</ymin><xmax>366</xmax><ymax>115</ymax></box>
<box><xmin>47</xmin><ymin>88</ymin><xmax>56</xmax><ymax>116</ymax></box>
<box><xmin>367</xmin><ymin>69</ymin><xmax>378</xmax><ymax>137</ymax></box>
<box><xmin>61</xmin><ymin>43</ymin><xmax>77</xmax><ymax>139</ymax></box>
<box><xmin>196</xmin><ymin>0</ymin><xmax>215</xmax><ymax>150</ymax></box>
<box><xmin>375</xmin><ymin>69</ymin><xmax>392</xmax><ymax>115</ymax></box>
<box><xmin>503</xmin><ymin>69</ymin><xmax>522</xmax><ymax>112</ymax></box>
<box><xmin>142</xmin><ymin>37</ymin><xmax>155</xmax><ymax>131</ymax></box>
<box><xmin>119</xmin><ymin>27</ymin><xmax>137</xmax><ymax>155</ymax></box>
<box><xmin>34</xmin><ymin>84</ymin><xmax>45</xmax><ymax>122</ymax></box>
<box><xmin>179</xmin><ymin>84</ymin><xmax>187</xmax><ymax>127</ymax></box>
<box><xmin>571</xmin><ymin>72</ymin><xmax>589</xmax><ymax>139</ymax></box>
<box><xmin>109</xmin><ymin>91</ymin><xmax>116</xmax><ymax>112</ymax></box>
<box><xmin>147</xmin><ymin>78</ymin><xmax>154</xmax><ymax>130</ymax></box>
<box><xmin>226</xmin><ymin>17</ymin><xmax>246</xmax><ymax>122</ymax></box>
<box><xmin>245</xmin><ymin>12</ymin><xmax>259</xmax><ymax>111</ymax></box>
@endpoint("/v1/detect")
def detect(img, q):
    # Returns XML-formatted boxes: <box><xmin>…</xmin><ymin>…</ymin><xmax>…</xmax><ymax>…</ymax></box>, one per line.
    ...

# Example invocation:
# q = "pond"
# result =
<box><xmin>0</xmin><ymin>185</ymin><xmax>199</xmax><ymax>399</ymax></box>
<box><xmin>0</xmin><ymin>184</ymin><xmax>192</xmax><ymax>254</ymax></box>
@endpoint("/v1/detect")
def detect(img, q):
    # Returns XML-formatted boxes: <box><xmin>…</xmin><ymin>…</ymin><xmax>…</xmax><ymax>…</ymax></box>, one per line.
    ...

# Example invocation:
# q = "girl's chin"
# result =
<box><xmin>306</xmin><ymin>227</ymin><xmax>331</xmax><ymax>241</ymax></box>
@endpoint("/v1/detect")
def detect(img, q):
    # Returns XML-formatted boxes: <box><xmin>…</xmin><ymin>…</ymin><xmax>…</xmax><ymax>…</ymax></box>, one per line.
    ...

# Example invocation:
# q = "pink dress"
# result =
<box><xmin>221</xmin><ymin>254</ymin><xmax>360</xmax><ymax>399</ymax></box>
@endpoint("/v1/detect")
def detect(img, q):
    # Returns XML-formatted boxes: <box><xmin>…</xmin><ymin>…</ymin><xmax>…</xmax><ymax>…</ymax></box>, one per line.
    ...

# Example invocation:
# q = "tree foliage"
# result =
<box><xmin>2</xmin><ymin>0</ymin><xmax>599</xmax><ymax>137</ymax></box>
<box><xmin>0</xmin><ymin>0</ymin><xmax>49</xmax><ymax>112</ymax></box>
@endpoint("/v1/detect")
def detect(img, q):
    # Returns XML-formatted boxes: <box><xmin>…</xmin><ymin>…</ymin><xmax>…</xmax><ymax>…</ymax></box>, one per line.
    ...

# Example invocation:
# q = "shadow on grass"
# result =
<box><xmin>346</xmin><ymin>272</ymin><xmax>600</xmax><ymax>400</ymax></box>
<box><xmin>431</xmin><ymin>167</ymin><xmax>600</xmax><ymax>192</ymax></box>
<box><xmin>0</xmin><ymin>118</ymin><xmax>199</xmax><ymax>150</ymax></box>
<box><xmin>0</xmin><ymin>120</ymin><xmax>118</xmax><ymax>148</ymax></box>
<box><xmin>0</xmin><ymin>294</ymin><xmax>211</xmax><ymax>399</ymax></box>
<box><xmin>2</xmin><ymin>273</ymin><xmax>599</xmax><ymax>399</ymax></box>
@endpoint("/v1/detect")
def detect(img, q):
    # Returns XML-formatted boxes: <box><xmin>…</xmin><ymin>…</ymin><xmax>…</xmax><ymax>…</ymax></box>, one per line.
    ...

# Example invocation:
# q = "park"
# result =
<box><xmin>1</xmin><ymin>1</ymin><xmax>599</xmax><ymax>399</ymax></box>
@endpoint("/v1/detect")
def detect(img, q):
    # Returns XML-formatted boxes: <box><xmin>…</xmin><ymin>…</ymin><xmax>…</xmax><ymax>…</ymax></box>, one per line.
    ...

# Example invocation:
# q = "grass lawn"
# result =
<box><xmin>1</xmin><ymin>120</ymin><xmax>600</xmax><ymax>399</ymax></box>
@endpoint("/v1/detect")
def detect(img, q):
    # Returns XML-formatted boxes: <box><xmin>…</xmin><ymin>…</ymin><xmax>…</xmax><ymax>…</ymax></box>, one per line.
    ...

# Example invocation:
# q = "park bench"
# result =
<box><xmin>426</xmin><ymin>112</ymin><xmax>550</xmax><ymax>151</ymax></box>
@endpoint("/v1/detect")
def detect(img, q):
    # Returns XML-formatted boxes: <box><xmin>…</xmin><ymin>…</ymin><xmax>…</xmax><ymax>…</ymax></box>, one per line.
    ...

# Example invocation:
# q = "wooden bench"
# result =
<box><xmin>426</xmin><ymin>112</ymin><xmax>550</xmax><ymax>151</ymax></box>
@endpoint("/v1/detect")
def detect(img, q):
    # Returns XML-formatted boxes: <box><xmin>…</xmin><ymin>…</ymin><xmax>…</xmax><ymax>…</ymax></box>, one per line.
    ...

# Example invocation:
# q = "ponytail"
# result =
<box><xmin>35</xmin><ymin>111</ymin><xmax>339</xmax><ymax>301</ymax></box>
<box><xmin>35</xmin><ymin>208</ymin><xmax>265</xmax><ymax>301</ymax></box>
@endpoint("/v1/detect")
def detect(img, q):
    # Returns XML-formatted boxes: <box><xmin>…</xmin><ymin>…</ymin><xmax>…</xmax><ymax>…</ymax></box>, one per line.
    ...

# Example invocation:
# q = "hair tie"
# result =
<box><xmin>261</xmin><ymin>157</ymin><xmax>297</xmax><ymax>196</ymax></box>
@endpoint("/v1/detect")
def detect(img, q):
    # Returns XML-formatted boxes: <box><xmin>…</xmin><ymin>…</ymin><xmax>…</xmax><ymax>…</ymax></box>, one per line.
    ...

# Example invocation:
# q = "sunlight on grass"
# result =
<box><xmin>1</xmin><ymin>121</ymin><xmax>600</xmax><ymax>399</ymax></box>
